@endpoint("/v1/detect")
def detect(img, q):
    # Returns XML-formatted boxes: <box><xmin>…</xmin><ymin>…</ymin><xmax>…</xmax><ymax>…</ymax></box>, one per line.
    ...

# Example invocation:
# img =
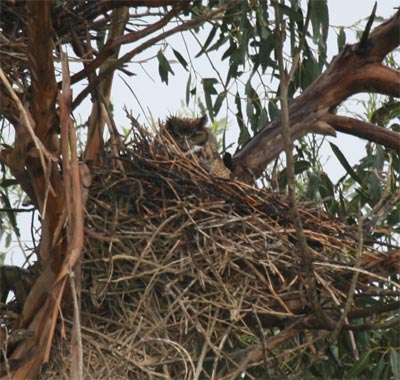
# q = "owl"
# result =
<box><xmin>164</xmin><ymin>115</ymin><xmax>231</xmax><ymax>179</ymax></box>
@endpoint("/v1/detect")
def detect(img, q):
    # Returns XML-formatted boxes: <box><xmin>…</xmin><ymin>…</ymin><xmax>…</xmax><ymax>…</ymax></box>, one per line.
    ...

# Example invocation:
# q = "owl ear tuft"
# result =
<box><xmin>195</xmin><ymin>115</ymin><xmax>208</xmax><ymax>129</ymax></box>
<box><xmin>165</xmin><ymin>116</ymin><xmax>178</xmax><ymax>133</ymax></box>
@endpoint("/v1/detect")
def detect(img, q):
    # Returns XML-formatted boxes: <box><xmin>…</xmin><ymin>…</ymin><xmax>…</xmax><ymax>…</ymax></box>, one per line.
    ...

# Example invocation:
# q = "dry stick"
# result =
<box><xmin>314</xmin><ymin>263</ymin><xmax>400</xmax><ymax>290</ymax></box>
<box><xmin>55</xmin><ymin>52</ymin><xmax>85</xmax><ymax>377</ymax></box>
<box><xmin>327</xmin><ymin>210</ymin><xmax>364</xmax><ymax>359</ymax></box>
<box><xmin>272</xmin><ymin>0</ymin><xmax>329</xmax><ymax>326</ymax></box>
<box><xmin>101</xmin><ymin>97</ymin><xmax>126</xmax><ymax>175</ymax></box>
<box><xmin>68</xmin><ymin>265</ymin><xmax>83</xmax><ymax>380</ymax></box>
<box><xmin>253</xmin><ymin>307</ymin><xmax>270</xmax><ymax>379</ymax></box>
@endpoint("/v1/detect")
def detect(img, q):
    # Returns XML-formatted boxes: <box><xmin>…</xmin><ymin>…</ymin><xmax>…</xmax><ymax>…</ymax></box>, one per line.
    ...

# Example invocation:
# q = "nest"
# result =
<box><xmin>42</xmin><ymin>128</ymin><xmax>399</xmax><ymax>379</ymax></box>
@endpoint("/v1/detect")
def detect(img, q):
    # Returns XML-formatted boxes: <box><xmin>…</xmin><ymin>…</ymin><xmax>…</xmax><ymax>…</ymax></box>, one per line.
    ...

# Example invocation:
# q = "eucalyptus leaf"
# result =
<box><xmin>329</xmin><ymin>142</ymin><xmax>363</xmax><ymax>185</ymax></box>
<box><xmin>172</xmin><ymin>49</ymin><xmax>188</xmax><ymax>71</ymax></box>
<box><xmin>157</xmin><ymin>51</ymin><xmax>174</xmax><ymax>84</ymax></box>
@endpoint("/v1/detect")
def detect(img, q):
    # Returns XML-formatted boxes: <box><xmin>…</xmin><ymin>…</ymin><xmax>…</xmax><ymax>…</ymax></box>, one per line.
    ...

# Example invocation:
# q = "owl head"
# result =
<box><xmin>165</xmin><ymin>115</ymin><xmax>209</xmax><ymax>151</ymax></box>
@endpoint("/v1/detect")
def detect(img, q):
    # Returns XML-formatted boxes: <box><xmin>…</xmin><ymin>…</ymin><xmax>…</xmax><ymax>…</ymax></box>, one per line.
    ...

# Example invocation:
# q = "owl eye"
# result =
<box><xmin>190</xmin><ymin>131</ymin><xmax>207</xmax><ymax>144</ymax></box>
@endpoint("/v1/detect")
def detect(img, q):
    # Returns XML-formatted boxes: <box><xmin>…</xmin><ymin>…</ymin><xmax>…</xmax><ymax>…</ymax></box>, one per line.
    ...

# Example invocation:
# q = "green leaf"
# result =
<box><xmin>0</xmin><ymin>191</ymin><xmax>20</xmax><ymax>238</ymax></box>
<box><xmin>310</xmin><ymin>0</ymin><xmax>328</xmax><ymax>43</ymax></box>
<box><xmin>371</xmin><ymin>100</ymin><xmax>400</xmax><ymax>127</ymax></box>
<box><xmin>185</xmin><ymin>73</ymin><xmax>192</xmax><ymax>105</ymax></box>
<box><xmin>202</xmin><ymin>78</ymin><xmax>218</xmax><ymax>120</ymax></box>
<box><xmin>226</xmin><ymin>62</ymin><xmax>239</xmax><ymax>83</ymax></box>
<box><xmin>371</xmin><ymin>352</ymin><xmax>386</xmax><ymax>380</ymax></box>
<box><xmin>268</xmin><ymin>99</ymin><xmax>279</xmax><ymax>121</ymax></box>
<box><xmin>337</xmin><ymin>28</ymin><xmax>346</xmax><ymax>52</ymax></box>
<box><xmin>301</xmin><ymin>55</ymin><xmax>320</xmax><ymax>88</ymax></box>
<box><xmin>157</xmin><ymin>51</ymin><xmax>174</xmax><ymax>84</ymax></box>
<box><xmin>213</xmin><ymin>91</ymin><xmax>226</xmax><ymax>115</ymax></box>
<box><xmin>279</xmin><ymin>3</ymin><xmax>303</xmax><ymax>23</ymax></box>
<box><xmin>196</xmin><ymin>25</ymin><xmax>219</xmax><ymax>57</ymax></box>
<box><xmin>172</xmin><ymin>49</ymin><xmax>188</xmax><ymax>71</ymax></box>
<box><xmin>319</xmin><ymin>172</ymin><xmax>334</xmax><ymax>199</ymax></box>
<box><xmin>278</xmin><ymin>161</ymin><xmax>311</xmax><ymax>189</ymax></box>
<box><xmin>346</xmin><ymin>351</ymin><xmax>371</xmax><ymax>378</ymax></box>
<box><xmin>390</xmin><ymin>348</ymin><xmax>400</xmax><ymax>379</ymax></box>
<box><xmin>367</xmin><ymin>172</ymin><xmax>381</xmax><ymax>205</ymax></box>
<box><xmin>310</xmin><ymin>0</ymin><xmax>328</xmax><ymax>65</ymax></box>
<box><xmin>206</xmin><ymin>33</ymin><xmax>228</xmax><ymax>55</ymax></box>
<box><xmin>5</xmin><ymin>233</ymin><xmax>11</xmax><ymax>249</ymax></box>
<box><xmin>258</xmin><ymin>35</ymin><xmax>275</xmax><ymax>73</ymax></box>
<box><xmin>202</xmin><ymin>78</ymin><xmax>218</xmax><ymax>94</ymax></box>
<box><xmin>329</xmin><ymin>142</ymin><xmax>363</xmax><ymax>185</ymax></box>
<box><xmin>222</xmin><ymin>42</ymin><xmax>237</xmax><ymax>61</ymax></box>
<box><xmin>96</xmin><ymin>29</ymin><xmax>106</xmax><ymax>51</ymax></box>
<box><xmin>202</xmin><ymin>24</ymin><xmax>218</xmax><ymax>52</ymax></box>
<box><xmin>235</xmin><ymin>91</ymin><xmax>249</xmax><ymax>146</ymax></box>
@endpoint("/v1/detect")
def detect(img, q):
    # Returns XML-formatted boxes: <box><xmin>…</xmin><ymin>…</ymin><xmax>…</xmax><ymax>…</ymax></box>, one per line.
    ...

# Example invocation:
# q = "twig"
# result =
<box><xmin>253</xmin><ymin>307</ymin><xmax>270</xmax><ymax>379</ymax></box>
<box><xmin>68</xmin><ymin>265</ymin><xmax>83</xmax><ymax>380</ymax></box>
<box><xmin>328</xmin><ymin>209</ymin><xmax>364</xmax><ymax>357</ymax></box>
<box><xmin>0</xmin><ymin>208</ymin><xmax>35</xmax><ymax>212</ymax></box>
<box><xmin>272</xmin><ymin>0</ymin><xmax>329</xmax><ymax>326</ymax></box>
<box><xmin>314</xmin><ymin>262</ymin><xmax>400</xmax><ymax>290</ymax></box>
<box><xmin>72</xmin><ymin>0</ymin><xmax>241</xmax><ymax>109</ymax></box>
<box><xmin>358</xmin><ymin>1</ymin><xmax>377</xmax><ymax>51</ymax></box>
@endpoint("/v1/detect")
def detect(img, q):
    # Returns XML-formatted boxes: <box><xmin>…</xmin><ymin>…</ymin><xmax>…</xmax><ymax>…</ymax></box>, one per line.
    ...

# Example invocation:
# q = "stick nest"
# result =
<box><xmin>43</xmin><ymin>127</ymin><xmax>399</xmax><ymax>379</ymax></box>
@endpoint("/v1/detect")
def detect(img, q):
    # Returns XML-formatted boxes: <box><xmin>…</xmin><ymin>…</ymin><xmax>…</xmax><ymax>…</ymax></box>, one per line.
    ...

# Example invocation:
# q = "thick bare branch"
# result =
<box><xmin>27</xmin><ymin>1</ymin><xmax>57</xmax><ymax>142</ymax></box>
<box><xmin>324</xmin><ymin>114</ymin><xmax>400</xmax><ymax>150</ymax></box>
<box><xmin>365</xmin><ymin>8</ymin><xmax>400</xmax><ymax>58</ymax></box>
<box><xmin>84</xmin><ymin>7</ymin><xmax>130</xmax><ymax>164</ymax></box>
<box><xmin>232</xmin><ymin>10</ymin><xmax>400</xmax><ymax>181</ymax></box>
<box><xmin>355</xmin><ymin>64</ymin><xmax>400</xmax><ymax>97</ymax></box>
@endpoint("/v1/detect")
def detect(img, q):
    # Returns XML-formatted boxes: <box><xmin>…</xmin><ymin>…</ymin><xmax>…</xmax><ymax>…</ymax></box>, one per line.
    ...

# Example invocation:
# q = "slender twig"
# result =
<box><xmin>72</xmin><ymin>0</ymin><xmax>241</xmax><ymax>109</ymax></box>
<box><xmin>0</xmin><ymin>208</ymin><xmax>35</xmax><ymax>212</ymax></box>
<box><xmin>358</xmin><ymin>1</ymin><xmax>377</xmax><ymax>51</ymax></box>
<box><xmin>344</xmin><ymin>318</ymin><xmax>400</xmax><ymax>331</ymax></box>
<box><xmin>328</xmin><ymin>208</ymin><xmax>363</xmax><ymax>357</ymax></box>
<box><xmin>272</xmin><ymin>0</ymin><xmax>329</xmax><ymax>326</ymax></box>
<box><xmin>253</xmin><ymin>306</ymin><xmax>270</xmax><ymax>379</ymax></box>
<box><xmin>68</xmin><ymin>265</ymin><xmax>83</xmax><ymax>380</ymax></box>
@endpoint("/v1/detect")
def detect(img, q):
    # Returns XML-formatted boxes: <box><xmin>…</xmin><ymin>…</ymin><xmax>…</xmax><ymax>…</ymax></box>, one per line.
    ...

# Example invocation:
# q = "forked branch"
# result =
<box><xmin>232</xmin><ymin>9</ymin><xmax>400</xmax><ymax>182</ymax></box>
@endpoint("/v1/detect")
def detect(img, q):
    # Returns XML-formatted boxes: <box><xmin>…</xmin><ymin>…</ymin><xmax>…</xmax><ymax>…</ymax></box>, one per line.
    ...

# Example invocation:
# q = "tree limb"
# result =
<box><xmin>324</xmin><ymin>114</ymin><xmax>400</xmax><ymax>150</ymax></box>
<box><xmin>232</xmin><ymin>10</ymin><xmax>400</xmax><ymax>182</ymax></box>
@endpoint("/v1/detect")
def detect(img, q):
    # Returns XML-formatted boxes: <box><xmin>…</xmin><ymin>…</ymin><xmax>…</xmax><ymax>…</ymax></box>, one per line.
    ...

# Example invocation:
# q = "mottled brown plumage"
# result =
<box><xmin>164</xmin><ymin>115</ymin><xmax>231</xmax><ymax>178</ymax></box>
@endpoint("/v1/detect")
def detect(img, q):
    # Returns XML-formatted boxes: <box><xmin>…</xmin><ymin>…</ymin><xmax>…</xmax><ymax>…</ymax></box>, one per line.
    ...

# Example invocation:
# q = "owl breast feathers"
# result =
<box><xmin>164</xmin><ymin>115</ymin><xmax>231</xmax><ymax>179</ymax></box>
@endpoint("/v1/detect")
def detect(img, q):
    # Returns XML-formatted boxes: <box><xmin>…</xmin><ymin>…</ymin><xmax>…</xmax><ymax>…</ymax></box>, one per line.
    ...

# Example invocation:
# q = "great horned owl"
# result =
<box><xmin>164</xmin><ymin>115</ymin><xmax>231</xmax><ymax>179</ymax></box>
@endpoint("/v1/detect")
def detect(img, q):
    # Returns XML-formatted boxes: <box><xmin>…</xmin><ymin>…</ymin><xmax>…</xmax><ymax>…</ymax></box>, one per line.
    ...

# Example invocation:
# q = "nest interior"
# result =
<box><xmin>42</xmin><ymin>128</ymin><xmax>398</xmax><ymax>380</ymax></box>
